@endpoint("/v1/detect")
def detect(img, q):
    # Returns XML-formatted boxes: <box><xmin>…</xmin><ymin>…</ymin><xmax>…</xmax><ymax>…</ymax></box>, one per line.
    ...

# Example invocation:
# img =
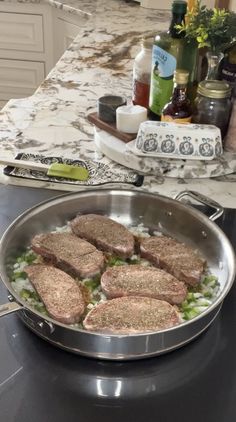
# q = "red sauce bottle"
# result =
<box><xmin>132</xmin><ymin>37</ymin><xmax>153</xmax><ymax>109</ymax></box>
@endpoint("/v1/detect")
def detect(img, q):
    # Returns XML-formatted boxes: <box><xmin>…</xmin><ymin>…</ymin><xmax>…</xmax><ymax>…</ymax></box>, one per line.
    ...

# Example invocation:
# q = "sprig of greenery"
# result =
<box><xmin>176</xmin><ymin>0</ymin><xmax>236</xmax><ymax>53</ymax></box>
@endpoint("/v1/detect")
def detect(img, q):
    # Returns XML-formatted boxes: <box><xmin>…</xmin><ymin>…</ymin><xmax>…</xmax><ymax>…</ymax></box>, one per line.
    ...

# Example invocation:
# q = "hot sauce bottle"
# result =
<box><xmin>161</xmin><ymin>69</ymin><xmax>192</xmax><ymax>123</ymax></box>
<box><xmin>132</xmin><ymin>37</ymin><xmax>153</xmax><ymax>109</ymax></box>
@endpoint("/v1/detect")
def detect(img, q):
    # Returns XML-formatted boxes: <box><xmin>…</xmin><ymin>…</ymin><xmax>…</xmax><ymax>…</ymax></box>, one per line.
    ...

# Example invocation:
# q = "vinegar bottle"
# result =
<box><xmin>132</xmin><ymin>37</ymin><xmax>153</xmax><ymax>109</ymax></box>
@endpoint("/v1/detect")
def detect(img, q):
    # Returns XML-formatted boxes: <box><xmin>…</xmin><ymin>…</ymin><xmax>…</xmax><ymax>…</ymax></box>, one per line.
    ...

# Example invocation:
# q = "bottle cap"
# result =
<box><xmin>174</xmin><ymin>69</ymin><xmax>189</xmax><ymax>84</ymax></box>
<box><xmin>172</xmin><ymin>0</ymin><xmax>187</xmax><ymax>14</ymax></box>
<box><xmin>197</xmin><ymin>80</ymin><xmax>231</xmax><ymax>99</ymax></box>
<box><xmin>141</xmin><ymin>36</ymin><xmax>154</xmax><ymax>49</ymax></box>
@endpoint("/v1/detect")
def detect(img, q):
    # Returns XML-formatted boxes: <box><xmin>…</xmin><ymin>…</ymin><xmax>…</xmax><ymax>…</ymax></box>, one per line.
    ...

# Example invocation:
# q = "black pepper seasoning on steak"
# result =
<box><xmin>24</xmin><ymin>264</ymin><xmax>85</xmax><ymax>324</ymax></box>
<box><xmin>31</xmin><ymin>232</ymin><xmax>104</xmax><ymax>279</ymax></box>
<box><xmin>140</xmin><ymin>235</ymin><xmax>206</xmax><ymax>286</ymax></box>
<box><xmin>70</xmin><ymin>214</ymin><xmax>135</xmax><ymax>259</ymax></box>
<box><xmin>101</xmin><ymin>264</ymin><xmax>187</xmax><ymax>304</ymax></box>
<box><xmin>83</xmin><ymin>296</ymin><xmax>180</xmax><ymax>334</ymax></box>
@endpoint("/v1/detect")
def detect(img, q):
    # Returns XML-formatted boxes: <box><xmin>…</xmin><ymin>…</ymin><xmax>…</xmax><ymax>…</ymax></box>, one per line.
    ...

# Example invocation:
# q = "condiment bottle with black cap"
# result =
<box><xmin>161</xmin><ymin>69</ymin><xmax>192</xmax><ymax>123</ymax></box>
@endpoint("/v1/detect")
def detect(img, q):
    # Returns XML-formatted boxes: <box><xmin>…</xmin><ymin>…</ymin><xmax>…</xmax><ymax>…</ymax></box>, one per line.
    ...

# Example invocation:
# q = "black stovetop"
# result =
<box><xmin>0</xmin><ymin>185</ymin><xmax>236</xmax><ymax>422</ymax></box>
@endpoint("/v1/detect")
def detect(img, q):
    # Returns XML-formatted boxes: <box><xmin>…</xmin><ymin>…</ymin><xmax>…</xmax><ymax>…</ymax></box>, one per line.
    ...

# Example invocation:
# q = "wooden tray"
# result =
<box><xmin>87</xmin><ymin>112</ymin><xmax>137</xmax><ymax>143</ymax></box>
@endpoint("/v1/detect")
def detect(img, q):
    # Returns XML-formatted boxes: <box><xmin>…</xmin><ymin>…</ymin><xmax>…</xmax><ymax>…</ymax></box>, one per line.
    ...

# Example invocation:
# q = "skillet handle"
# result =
<box><xmin>174</xmin><ymin>190</ymin><xmax>224</xmax><ymax>222</ymax></box>
<box><xmin>0</xmin><ymin>301</ymin><xmax>23</xmax><ymax>317</ymax></box>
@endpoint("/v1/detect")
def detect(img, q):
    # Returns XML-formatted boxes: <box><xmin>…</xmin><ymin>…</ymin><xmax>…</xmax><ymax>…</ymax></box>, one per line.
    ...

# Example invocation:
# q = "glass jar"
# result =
<box><xmin>192</xmin><ymin>80</ymin><xmax>232</xmax><ymax>140</ymax></box>
<box><xmin>132</xmin><ymin>37</ymin><xmax>153</xmax><ymax>109</ymax></box>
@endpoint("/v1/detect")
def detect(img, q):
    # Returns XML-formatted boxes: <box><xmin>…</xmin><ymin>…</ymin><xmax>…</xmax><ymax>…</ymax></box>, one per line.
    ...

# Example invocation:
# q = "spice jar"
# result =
<box><xmin>192</xmin><ymin>80</ymin><xmax>232</xmax><ymax>140</ymax></box>
<box><xmin>132</xmin><ymin>37</ymin><xmax>153</xmax><ymax>109</ymax></box>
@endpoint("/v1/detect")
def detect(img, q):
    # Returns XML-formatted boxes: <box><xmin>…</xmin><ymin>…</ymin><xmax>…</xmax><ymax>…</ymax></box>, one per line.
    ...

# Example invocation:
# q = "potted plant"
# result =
<box><xmin>176</xmin><ymin>1</ymin><xmax>236</xmax><ymax>79</ymax></box>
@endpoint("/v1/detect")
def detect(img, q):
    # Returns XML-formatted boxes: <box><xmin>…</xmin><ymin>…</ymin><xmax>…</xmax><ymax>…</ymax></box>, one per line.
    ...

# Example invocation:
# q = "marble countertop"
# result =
<box><xmin>0</xmin><ymin>0</ymin><xmax>236</xmax><ymax>208</ymax></box>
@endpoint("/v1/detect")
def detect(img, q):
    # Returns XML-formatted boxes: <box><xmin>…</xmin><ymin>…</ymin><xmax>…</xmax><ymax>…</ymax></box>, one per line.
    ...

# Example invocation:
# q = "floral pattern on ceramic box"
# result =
<box><xmin>135</xmin><ymin>121</ymin><xmax>223</xmax><ymax>160</ymax></box>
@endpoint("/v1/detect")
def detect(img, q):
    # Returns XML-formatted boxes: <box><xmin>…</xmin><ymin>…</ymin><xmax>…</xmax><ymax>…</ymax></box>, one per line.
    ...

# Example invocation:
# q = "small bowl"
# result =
<box><xmin>98</xmin><ymin>95</ymin><xmax>127</xmax><ymax>123</ymax></box>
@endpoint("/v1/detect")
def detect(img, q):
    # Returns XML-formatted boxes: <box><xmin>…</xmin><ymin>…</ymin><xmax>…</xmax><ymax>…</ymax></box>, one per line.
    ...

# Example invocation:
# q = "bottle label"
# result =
<box><xmin>149</xmin><ymin>45</ymin><xmax>176</xmax><ymax>116</ymax></box>
<box><xmin>221</xmin><ymin>62</ymin><xmax>236</xmax><ymax>83</ymax></box>
<box><xmin>132</xmin><ymin>79</ymin><xmax>150</xmax><ymax>109</ymax></box>
<box><xmin>161</xmin><ymin>115</ymin><xmax>192</xmax><ymax>124</ymax></box>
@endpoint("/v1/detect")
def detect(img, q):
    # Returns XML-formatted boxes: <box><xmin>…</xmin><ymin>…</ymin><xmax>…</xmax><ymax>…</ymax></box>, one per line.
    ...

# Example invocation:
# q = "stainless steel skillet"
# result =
<box><xmin>0</xmin><ymin>189</ymin><xmax>235</xmax><ymax>360</ymax></box>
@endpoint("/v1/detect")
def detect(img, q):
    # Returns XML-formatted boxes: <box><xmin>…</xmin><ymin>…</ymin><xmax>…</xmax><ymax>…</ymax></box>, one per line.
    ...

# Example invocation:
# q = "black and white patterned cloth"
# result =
<box><xmin>3</xmin><ymin>153</ymin><xmax>144</xmax><ymax>187</ymax></box>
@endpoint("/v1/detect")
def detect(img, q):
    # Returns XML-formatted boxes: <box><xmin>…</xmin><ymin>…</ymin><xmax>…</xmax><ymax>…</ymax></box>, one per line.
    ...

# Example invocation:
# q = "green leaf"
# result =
<box><xmin>175</xmin><ymin>0</ymin><xmax>236</xmax><ymax>51</ymax></box>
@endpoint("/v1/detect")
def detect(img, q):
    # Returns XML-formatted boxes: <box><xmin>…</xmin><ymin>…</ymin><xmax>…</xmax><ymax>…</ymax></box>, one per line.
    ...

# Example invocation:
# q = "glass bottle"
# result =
<box><xmin>224</xmin><ymin>99</ymin><xmax>236</xmax><ymax>152</ymax></box>
<box><xmin>205</xmin><ymin>50</ymin><xmax>224</xmax><ymax>80</ymax></box>
<box><xmin>132</xmin><ymin>37</ymin><xmax>153</xmax><ymax>109</ymax></box>
<box><xmin>218</xmin><ymin>41</ymin><xmax>236</xmax><ymax>98</ymax></box>
<box><xmin>161</xmin><ymin>69</ymin><xmax>192</xmax><ymax>123</ymax></box>
<box><xmin>192</xmin><ymin>80</ymin><xmax>232</xmax><ymax>140</ymax></box>
<box><xmin>149</xmin><ymin>0</ymin><xmax>187</xmax><ymax>120</ymax></box>
<box><xmin>180</xmin><ymin>38</ymin><xmax>198</xmax><ymax>103</ymax></box>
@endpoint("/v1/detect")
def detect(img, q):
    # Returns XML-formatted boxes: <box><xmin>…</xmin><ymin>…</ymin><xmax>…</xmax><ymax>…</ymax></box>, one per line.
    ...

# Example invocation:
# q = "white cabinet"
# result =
<box><xmin>0</xmin><ymin>12</ymin><xmax>44</xmax><ymax>52</ymax></box>
<box><xmin>53</xmin><ymin>9</ymin><xmax>82</xmax><ymax>63</ymax></box>
<box><xmin>0</xmin><ymin>59</ymin><xmax>45</xmax><ymax>100</ymax></box>
<box><xmin>0</xmin><ymin>3</ymin><xmax>54</xmax><ymax>109</ymax></box>
<box><xmin>0</xmin><ymin>4</ymin><xmax>85</xmax><ymax>109</ymax></box>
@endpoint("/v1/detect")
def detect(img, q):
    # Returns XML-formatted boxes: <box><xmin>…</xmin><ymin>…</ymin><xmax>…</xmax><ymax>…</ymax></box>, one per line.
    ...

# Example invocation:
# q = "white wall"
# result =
<box><xmin>229</xmin><ymin>0</ymin><xmax>236</xmax><ymax>11</ymax></box>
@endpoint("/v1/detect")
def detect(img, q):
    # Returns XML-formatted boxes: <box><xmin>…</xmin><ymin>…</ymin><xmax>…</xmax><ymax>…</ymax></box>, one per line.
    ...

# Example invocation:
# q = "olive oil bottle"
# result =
<box><xmin>149</xmin><ymin>0</ymin><xmax>197</xmax><ymax>120</ymax></box>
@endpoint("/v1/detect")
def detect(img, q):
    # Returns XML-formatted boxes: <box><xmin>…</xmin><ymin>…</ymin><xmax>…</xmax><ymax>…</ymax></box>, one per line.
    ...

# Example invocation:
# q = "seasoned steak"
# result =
<box><xmin>140</xmin><ymin>235</ymin><xmax>206</xmax><ymax>286</ymax></box>
<box><xmin>70</xmin><ymin>214</ymin><xmax>135</xmax><ymax>259</ymax></box>
<box><xmin>83</xmin><ymin>296</ymin><xmax>180</xmax><ymax>334</ymax></box>
<box><xmin>31</xmin><ymin>232</ymin><xmax>104</xmax><ymax>279</ymax></box>
<box><xmin>101</xmin><ymin>265</ymin><xmax>187</xmax><ymax>304</ymax></box>
<box><xmin>24</xmin><ymin>264</ymin><xmax>85</xmax><ymax>324</ymax></box>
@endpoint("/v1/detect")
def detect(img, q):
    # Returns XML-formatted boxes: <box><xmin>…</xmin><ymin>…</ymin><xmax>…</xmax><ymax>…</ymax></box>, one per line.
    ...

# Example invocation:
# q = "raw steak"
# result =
<box><xmin>101</xmin><ymin>264</ymin><xmax>187</xmax><ymax>304</ymax></box>
<box><xmin>25</xmin><ymin>264</ymin><xmax>85</xmax><ymax>324</ymax></box>
<box><xmin>140</xmin><ymin>235</ymin><xmax>206</xmax><ymax>286</ymax></box>
<box><xmin>70</xmin><ymin>214</ymin><xmax>134</xmax><ymax>259</ymax></box>
<box><xmin>83</xmin><ymin>296</ymin><xmax>180</xmax><ymax>334</ymax></box>
<box><xmin>31</xmin><ymin>232</ymin><xmax>104</xmax><ymax>279</ymax></box>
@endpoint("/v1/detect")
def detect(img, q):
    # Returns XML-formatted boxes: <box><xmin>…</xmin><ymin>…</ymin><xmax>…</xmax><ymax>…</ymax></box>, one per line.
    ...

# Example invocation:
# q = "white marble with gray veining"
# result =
<box><xmin>0</xmin><ymin>0</ymin><xmax>236</xmax><ymax>207</ymax></box>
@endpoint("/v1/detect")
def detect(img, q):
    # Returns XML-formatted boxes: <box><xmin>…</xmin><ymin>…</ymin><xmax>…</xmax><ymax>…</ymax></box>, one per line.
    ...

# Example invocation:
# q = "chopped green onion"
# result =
<box><xmin>84</xmin><ymin>279</ymin><xmax>100</xmax><ymax>291</ymax></box>
<box><xmin>183</xmin><ymin>308</ymin><xmax>201</xmax><ymax>320</ymax></box>
<box><xmin>11</xmin><ymin>271</ymin><xmax>27</xmax><ymax>281</ymax></box>
<box><xmin>202</xmin><ymin>275</ymin><xmax>218</xmax><ymax>286</ymax></box>
<box><xmin>203</xmin><ymin>291</ymin><xmax>213</xmax><ymax>298</ymax></box>
<box><xmin>20</xmin><ymin>289</ymin><xmax>31</xmax><ymax>299</ymax></box>
<box><xmin>34</xmin><ymin>303</ymin><xmax>47</xmax><ymax>315</ymax></box>
<box><xmin>19</xmin><ymin>288</ymin><xmax>40</xmax><ymax>302</ymax></box>
<box><xmin>107</xmin><ymin>256</ymin><xmax>126</xmax><ymax>267</ymax></box>
<box><xmin>16</xmin><ymin>251</ymin><xmax>37</xmax><ymax>265</ymax></box>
